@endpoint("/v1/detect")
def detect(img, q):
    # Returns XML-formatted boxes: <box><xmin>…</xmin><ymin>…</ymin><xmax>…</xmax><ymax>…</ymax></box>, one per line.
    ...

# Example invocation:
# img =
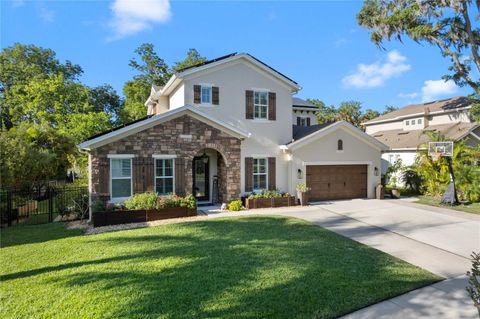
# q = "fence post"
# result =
<box><xmin>7</xmin><ymin>190</ymin><xmax>12</xmax><ymax>226</ymax></box>
<box><xmin>48</xmin><ymin>187</ymin><xmax>53</xmax><ymax>222</ymax></box>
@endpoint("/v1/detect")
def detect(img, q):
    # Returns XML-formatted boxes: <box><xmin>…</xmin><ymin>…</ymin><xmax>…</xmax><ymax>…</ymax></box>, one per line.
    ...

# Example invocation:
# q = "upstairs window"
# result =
<box><xmin>418</xmin><ymin>118</ymin><xmax>423</xmax><ymax>124</ymax></box>
<box><xmin>201</xmin><ymin>86</ymin><xmax>212</xmax><ymax>104</ymax></box>
<box><xmin>411</xmin><ymin>119</ymin><xmax>416</xmax><ymax>125</ymax></box>
<box><xmin>253</xmin><ymin>158</ymin><xmax>268</xmax><ymax>190</ymax></box>
<box><xmin>405</xmin><ymin>120</ymin><xmax>410</xmax><ymax>126</ymax></box>
<box><xmin>298</xmin><ymin>117</ymin><xmax>310</xmax><ymax>126</ymax></box>
<box><xmin>254</xmin><ymin>91</ymin><xmax>268</xmax><ymax>119</ymax></box>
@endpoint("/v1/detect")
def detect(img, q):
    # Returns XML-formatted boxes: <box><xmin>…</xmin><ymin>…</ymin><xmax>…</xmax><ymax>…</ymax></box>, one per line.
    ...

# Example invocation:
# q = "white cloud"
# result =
<box><xmin>397</xmin><ymin>79</ymin><xmax>459</xmax><ymax>102</ymax></box>
<box><xmin>398</xmin><ymin>92</ymin><xmax>419</xmax><ymax>99</ymax></box>
<box><xmin>108</xmin><ymin>0</ymin><xmax>171</xmax><ymax>40</ymax></box>
<box><xmin>421</xmin><ymin>79</ymin><xmax>458</xmax><ymax>102</ymax></box>
<box><xmin>39</xmin><ymin>5</ymin><xmax>55</xmax><ymax>23</ymax></box>
<box><xmin>342</xmin><ymin>50</ymin><xmax>411</xmax><ymax>88</ymax></box>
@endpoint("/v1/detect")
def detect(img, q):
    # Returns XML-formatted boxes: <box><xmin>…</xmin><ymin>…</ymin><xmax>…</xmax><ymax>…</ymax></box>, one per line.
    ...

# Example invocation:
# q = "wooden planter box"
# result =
<box><xmin>245</xmin><ymin>196</ymin><xmax>296</xmax><ymax>209</ymax></box>
<box><xmin>93</xmin><ymin>207</ymin><xmax>197</xmax><ymax>227</ymax></box>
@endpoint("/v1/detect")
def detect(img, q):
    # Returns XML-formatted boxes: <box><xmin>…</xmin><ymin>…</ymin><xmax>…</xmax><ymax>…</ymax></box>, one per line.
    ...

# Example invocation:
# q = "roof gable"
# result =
<box><xmin>154</xmin><ymin>53</ymin><xmax>300</xmax><ymax>98</ymax></box>
<box><xmin>78</xmin><ymin>105</ymin><xmax>250</xmax><ymax>150</ymax></box>
<box><xmin>287</xmin><ymin>121</ymin><xmax>389</xmax><ymax>151</ymax></box>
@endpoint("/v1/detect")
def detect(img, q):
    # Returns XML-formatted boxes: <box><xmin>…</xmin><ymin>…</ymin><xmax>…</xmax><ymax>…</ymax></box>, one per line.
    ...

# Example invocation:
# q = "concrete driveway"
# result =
<box><xmin>203</xmin><ymin>198</ymin><xmax>480</xmax><ymax>318</ymax></box>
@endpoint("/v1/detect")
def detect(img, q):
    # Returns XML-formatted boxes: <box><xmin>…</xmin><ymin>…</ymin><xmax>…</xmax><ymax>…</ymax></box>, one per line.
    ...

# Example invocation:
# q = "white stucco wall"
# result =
<box><xmin>169</xmin><ymin>84</ymin><xmax>185</xmax><ymax>109</ymax></box>
<box><xmin>365</xmin><ymin>121</ymin><xmax>403</xmax><ymax>134</ymax></box>
<box><xmin>428</xmin><ymin>110</ymin><xmax>471</xmax><ymax>125</ymax></box>
<box><xmin>179</xmin><ymin>61</ymin><xmax>294</xmax><ymax>194</ymax></box>
<box><xmin>289</xmin><ymin>127</ymin><xmax>383</xmax><ymax>199</ymax></box>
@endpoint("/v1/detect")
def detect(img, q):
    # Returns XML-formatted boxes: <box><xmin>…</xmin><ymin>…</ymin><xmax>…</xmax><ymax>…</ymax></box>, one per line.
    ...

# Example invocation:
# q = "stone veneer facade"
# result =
<box><xmin>90</xmin><ymin>115</ymin><xmax>242</xmax><ymax>202</ymax></box>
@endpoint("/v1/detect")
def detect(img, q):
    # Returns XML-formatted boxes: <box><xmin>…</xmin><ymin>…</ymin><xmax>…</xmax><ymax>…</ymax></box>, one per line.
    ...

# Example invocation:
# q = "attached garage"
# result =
<box><xmin>285</xmin><ymin>121</ymin><xmax>389</xmax><ymax>200</ymax></box>
<box><xmin>306</xmin><ymin>165</ymin><xmax>367</xmax><ymax>201</ymax></box>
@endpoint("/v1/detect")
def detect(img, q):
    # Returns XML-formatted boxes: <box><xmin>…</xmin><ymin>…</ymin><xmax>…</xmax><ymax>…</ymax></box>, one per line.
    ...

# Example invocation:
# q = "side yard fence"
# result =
<box><xmin>0</xmin><ymin>186</ymin><xmax>88</xmax><ymax>227</ymax></box>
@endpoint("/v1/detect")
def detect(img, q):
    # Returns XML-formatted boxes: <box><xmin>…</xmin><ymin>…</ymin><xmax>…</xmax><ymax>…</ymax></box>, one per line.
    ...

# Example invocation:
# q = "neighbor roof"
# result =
<box><xmin>364</xmin><ymin>96</ymin><xmax>476</xmax><ymax>125</ymax></box>
<box><xmin>292</xmin><ymin>97</ymin><xmax>317</xmax><ymax>109</ymax></box>
<box><xmin>371</xmin><ymin>122</ymin><xmax>479</xmax><ymax>150</ymax></box>
<box><xmin>292</xmin><ymin>123</ymin><xmax>334</xmax><ymax>140</ymax></box>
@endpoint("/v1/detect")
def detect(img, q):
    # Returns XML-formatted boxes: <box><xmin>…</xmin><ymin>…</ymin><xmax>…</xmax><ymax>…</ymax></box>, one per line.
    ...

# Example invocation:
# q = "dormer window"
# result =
<box><xmin>201</xmin><ymin>86</ymin><xmax>212</xmax><ymax>104</ymax></box>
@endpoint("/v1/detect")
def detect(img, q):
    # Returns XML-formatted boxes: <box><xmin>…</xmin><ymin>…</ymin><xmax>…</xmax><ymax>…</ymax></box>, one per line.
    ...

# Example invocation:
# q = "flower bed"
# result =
<box><xmin>92</xmin><ymin>193</ymin><xmax>197</xmax><ymax>227</ymax></box>
<box><xmin>93</xmin><ymin>207</ymin><xmax>197</xmax><ymax>227</ymax></box>
<box><xmin>245</xmin><ymin>190</ymin><xmax>296</xmax><ymax>209</ymax></box>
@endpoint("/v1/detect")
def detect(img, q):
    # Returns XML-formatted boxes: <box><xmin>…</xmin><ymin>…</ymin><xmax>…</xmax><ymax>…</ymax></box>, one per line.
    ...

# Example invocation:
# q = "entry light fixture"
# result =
<box><xmin>297</xmin><ymin>169</ymin><xmax>303</xmax><ymax>179</ymax></box>
<box><xmin>374</xmin><ymin>166</ymin><xmax>379</xmax><ymax>176</ymax></box>
<box><xmin>201</xmin><ymin>152</ymin><xmax>209</xmax><ymax>164</ymax></box>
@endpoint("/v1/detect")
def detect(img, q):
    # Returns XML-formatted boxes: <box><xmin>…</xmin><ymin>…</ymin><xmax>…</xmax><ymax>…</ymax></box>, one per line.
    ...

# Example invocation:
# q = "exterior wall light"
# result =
<box><xmin>297</xmin><ymin>169</ymin><xmax>303</xmax><ymax>179</ymax></box>
<box><xmin>374</xmin><ymin>166</ymin><xmax>379</xmax><ymax>176</ymax></box>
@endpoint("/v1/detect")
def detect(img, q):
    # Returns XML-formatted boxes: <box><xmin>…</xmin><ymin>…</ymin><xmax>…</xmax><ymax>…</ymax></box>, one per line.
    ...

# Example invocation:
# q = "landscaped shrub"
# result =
<box><xmin>124</xmin><ymin>192</ymin><xmax>158</xmax><ymax>210</ymax></box>
<box><xmin>248</xmin><ymin>190</ymin><xmax>290</xmax><ymax>199</ymax></box>
<box><xmin>227</xmin><ymin>200</ymin><xmax>243</xmax><ymax>211</ymax></box>
<box><xmin>295</xmin><ymin>183</ymin><xmax>311</xmax><ymax>193</ymax></box>
<box><xmin>91</xmin><ymin>200</ymin><xmax>106</xmax><ymax>213</ymax></box>
<box><xmin>401</xmin><ymin>168</ymin><xmax>423</xmax><ymax>194</ymax></box>
<box><xmin>467</xmin><ymin>252</ymin><xmax>480</xmax><ymax>316</ymax></box>
<box><xmin>157</xmin><ymin>194</ymin><xmax>197</xmax><ymax>209</ymax></box>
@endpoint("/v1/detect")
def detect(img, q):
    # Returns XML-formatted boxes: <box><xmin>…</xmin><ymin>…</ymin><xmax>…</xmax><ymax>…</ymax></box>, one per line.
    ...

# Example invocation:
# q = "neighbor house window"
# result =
<box><xmin>405</xmin><ymin>120</ymin><xmax>410</xmax><ymax>126</ymax></box>
<box><xmin>201</xmin><ymin>86</ymin><xmax>212</xmax><ymax>104</ymax></box>
<box><xmin>418</xmin><ymin>118</ymin><xmax>422</xmax><ymax>124</ymax></box>
<box><xmin>298</xmin><ymin>117</ymin><xmax>308</xmax><ymax>126</ymax></box>
<box><xmin>337</xmin><ymin>139</ymin><xmax>343</xmax><ymax>151</ymax></box>
<box><xmin>155</xmin><ymin>158</ymin><xmax>175</xmax><ymax>195</ymax></box>
<box><xmin>254</xmin><ymin>91</ymin><xmax>268</xmax><ymax>119</ymax></box>
<box><xmin>253</xmin><ymin>158</ymin><xmax>268</xmax><ymax>190</ymax></box>
<box><xmin>110</xmin><ymin>158</ymin><xmax>132</xmax><ymax>199</ymax></box>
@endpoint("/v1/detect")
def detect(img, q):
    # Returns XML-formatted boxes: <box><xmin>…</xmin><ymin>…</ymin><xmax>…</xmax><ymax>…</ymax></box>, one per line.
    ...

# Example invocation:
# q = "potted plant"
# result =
<box><xmin>296</xmin><ymin>183</ymin><xmax>311</xmax><ymax>206</ymax></box>
<box><xmin>389</xmin><ymin>176</ymin><xmax>401</xmax><ymax>199</ymax></box>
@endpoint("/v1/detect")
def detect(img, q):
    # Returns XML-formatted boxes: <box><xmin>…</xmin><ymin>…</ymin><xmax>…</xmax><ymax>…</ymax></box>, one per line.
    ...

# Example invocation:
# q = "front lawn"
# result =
<box><xmin>415</xmin><ymin>196</ymin><xmax>480</xmax><ymax>215</ymax></box>
<box><xmin>0</xmin><ymin>216</ymin><xmax>441</xmax><ymax>318</ymax></box>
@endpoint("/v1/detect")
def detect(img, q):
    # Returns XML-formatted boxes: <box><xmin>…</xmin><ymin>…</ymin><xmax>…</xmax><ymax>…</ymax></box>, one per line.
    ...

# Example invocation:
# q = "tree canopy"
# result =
<box><xmin>357</xmin><ymin>0</ymin><xmax>480</xmax><ymax>93</ymax></box>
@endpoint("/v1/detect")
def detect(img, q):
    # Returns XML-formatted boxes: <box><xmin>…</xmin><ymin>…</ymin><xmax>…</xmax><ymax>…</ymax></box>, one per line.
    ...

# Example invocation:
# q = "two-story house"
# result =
<box><xmin>79</xmin><ymin>53</ymin><xmax>387</xmax><ymax>217</ymax></box>
<box><xmin>364</xmin><ymin>96</ymin><xmax>479</xmax><ymax>173</ymax></box>
<box><xmin>292</xmin><ymin>97</ymin><xmax>318</xmax><ymax>126</ymax></box>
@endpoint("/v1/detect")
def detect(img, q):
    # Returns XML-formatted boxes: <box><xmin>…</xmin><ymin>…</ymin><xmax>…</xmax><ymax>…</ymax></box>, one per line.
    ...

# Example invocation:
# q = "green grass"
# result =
<box><xmin>1</xmin><ymin>222</ymin><xmax>84</xmax><ymax>248</ymax></box>
<box><xmin>416</xmin><ymin>196</ymin><xmax>480</xmax><ymax>215</ymax></box>
<box><xmin>0</xmin><ymin>216</ymin><xmax>441</xmax><ymax>319</ymax></box>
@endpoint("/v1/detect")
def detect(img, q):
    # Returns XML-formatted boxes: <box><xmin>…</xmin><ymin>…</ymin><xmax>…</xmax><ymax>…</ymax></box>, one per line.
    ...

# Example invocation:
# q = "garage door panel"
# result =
<box><xmin>306</xmin><ymin>165</ymin><xmax>367</xmax><ymax>201</ymax></box>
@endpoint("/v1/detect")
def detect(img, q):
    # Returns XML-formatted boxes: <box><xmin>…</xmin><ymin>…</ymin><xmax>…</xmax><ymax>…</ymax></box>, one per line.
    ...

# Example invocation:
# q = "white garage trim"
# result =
<box><xmin>303</xmin><ymin>161</ymin><xmax>373</xmax><ymax>166</ymax></box>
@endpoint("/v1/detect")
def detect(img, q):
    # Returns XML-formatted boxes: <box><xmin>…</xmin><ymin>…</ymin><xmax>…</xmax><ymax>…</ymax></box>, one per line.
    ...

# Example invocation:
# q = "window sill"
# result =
<box><xmin>109</xmin><ymin>197</ymin><xmax>130</xmax><ymax>204</ymax></box>
<box><xmin>251</xmin><ymin>119</ymin><xmax>272</xmax><ymax>123</ymax></box>
<box><xmin>197</xmin><ymin>103</ymin><xmax>215</xmax><ymax>107</ymax></box>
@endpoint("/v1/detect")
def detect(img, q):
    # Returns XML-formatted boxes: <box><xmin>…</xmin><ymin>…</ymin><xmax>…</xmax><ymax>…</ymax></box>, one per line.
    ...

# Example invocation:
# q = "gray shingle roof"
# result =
<box><xmin>364</xmin><ymin>96</ymin><xmax>477</xmax><ymax>124</ymax></box>
<box><xmin>292</xmin><ymin>123</ymin><xmax>334</xmax><ymax>140</ymax></box>
<box><xmin>292</xmin><ymin>97</ymin><xmax>317</xmax><ymax>109</ymax></box>
<box><xmin>371</xmin><ymin>122</ymin><xmax>478</xmax><ymax>149</ymax></box>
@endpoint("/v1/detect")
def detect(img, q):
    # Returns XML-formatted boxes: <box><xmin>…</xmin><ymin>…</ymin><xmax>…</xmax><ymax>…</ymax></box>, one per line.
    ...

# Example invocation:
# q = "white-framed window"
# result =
<box><xmin>155</xmin><ymin>158</ymin><xmax>175</xmax><ymax>195</ymax></box>
<box><xmin>254</xmin><ymin>91</ymin><xmax>268</xmax><ymax>119</ymax></box>
<box><xmin>405</xmin><ymin>120</ymin><xmax>409</xmax><ymax>126</ymax></box>
<box><xmin>110</xmin><ymin>158</ymin><xmax>132</xmax><ymax>199</ymax></box>
<box><xmin>201</xmin><ymin>85</ymin><xmax>212</xmax><ymax>104</ymax></box>
<box><xmin>253</xmin><ymin>158</ymin><xmax>268</xmax><ymax>191</ymax></box>
<box><xmin>411</xmin><ymin>119</ymin><xmax>416</xmax><ymax>125</ymax></box>
<box><xmin>418</xmin><ymin>118</ymin><xmax>422</xmax><ymax>124</ymax></box>
<box><xmin>298</xmin><ymin>117</ymin><xmax>308</xmax><ymax>126</ymax></box>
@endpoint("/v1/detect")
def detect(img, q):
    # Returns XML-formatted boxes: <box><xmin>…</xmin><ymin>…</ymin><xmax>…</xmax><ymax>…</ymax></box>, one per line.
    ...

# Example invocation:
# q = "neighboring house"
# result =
<box><xmin>363</xmin><ymin>96</ymin><xmax>480</xmax><ymax>174</ymax></box>
<box><xmin>79</xmin><ymin>53</ymin><xmax>387</xmax><ymax>218</ymax></box>
<box><xmin>292</xmin><ymin>97</ymin><xmax>318</xmax><ymax>126</ymax></box>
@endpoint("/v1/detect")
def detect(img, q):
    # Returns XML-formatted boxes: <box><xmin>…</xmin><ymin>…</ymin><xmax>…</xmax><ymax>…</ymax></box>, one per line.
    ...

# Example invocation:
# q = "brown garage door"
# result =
<box><xmin>306</xmin><ymin>165</ymin><xmax>367</xmax><ymax>201</ymax></box>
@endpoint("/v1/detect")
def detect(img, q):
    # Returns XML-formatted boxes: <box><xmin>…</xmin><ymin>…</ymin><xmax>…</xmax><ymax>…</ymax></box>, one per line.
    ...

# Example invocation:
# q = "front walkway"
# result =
<box><xmin>202</xmin><ymin>199</ymin><xmax>480</xmax><ymax>318</ymax></box>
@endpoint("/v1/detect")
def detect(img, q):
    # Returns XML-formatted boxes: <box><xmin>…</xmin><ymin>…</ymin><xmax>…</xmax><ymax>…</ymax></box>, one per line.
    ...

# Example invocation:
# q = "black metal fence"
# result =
<box><xmin>0</xmin><ymin>185</ymin><xmax>89</xmax><ymax>227</ymax></box>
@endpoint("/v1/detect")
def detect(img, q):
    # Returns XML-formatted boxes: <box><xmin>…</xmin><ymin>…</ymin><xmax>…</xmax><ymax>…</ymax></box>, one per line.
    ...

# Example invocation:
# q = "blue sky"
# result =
<box><xmin>1</xmin><ymin>0</ymin><xmax>473</xmax><ymax>112</ymax></box>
